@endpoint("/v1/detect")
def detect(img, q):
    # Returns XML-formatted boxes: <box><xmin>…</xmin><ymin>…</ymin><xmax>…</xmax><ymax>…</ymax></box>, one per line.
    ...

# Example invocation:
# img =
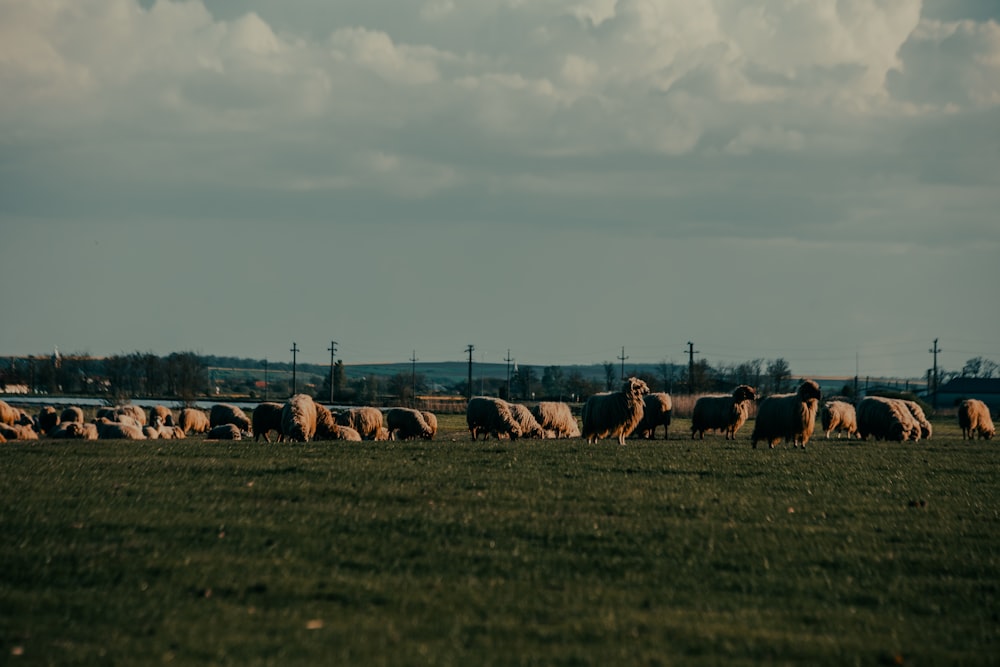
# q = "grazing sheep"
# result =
<box><xmin>508</xmin><ymin>403</ymin><xmax>546</xmax><ymax>439</ymax></box>
<box><xmin>531</xmin><ymin>402</ymin><xmax>580</xmax><ymax>439</ymax></box>
<box><xmin>581</xmin><ymin>377</ymin><xmax>650</xmax><ymax>445</ymax></box>
<box><xmin>36</xmin><ymin>406</ymin><xmax>60</xmax><ymax>434</ymax></box>
<box><xmin>0</xmin><ymin>422</ymin><xmax>39</xmax><ymax>441</ymax></box>
<box><xmin>336</xmin><ymin>407</ymin><xmax>385</xmax><ymax>441</ymax></box>
<box><xmin>60</xmin><ymin>406</ymin><xmax>85</xmax><ymax>424</ymax></box>
<box><xmin>857</xmin><ymin>396</ymin><xmax>917</xmax><ymax>442</ymax></box>
<box><xmin>252</xmin><ymin>402</ymin><xmax>285</xmax><ymax>443</ymax></box>
<box><xmin>632</xmin><ymin>393</ymin><xmax>673</xmax><ymax>440</ymax></box>
<box><xmin>149</xmin><ymin>405</ymin><xmax>174</xmax><ymax>427</ymax></box>
<box><xmin>691</xmin><ymin>385</ymin><xmax>757</xmax><ymax>440</ymax></box>
<box><xmin>466</xmin><ymin>397</ymin><xmax>523</xmax><ymax>441</ymax></box>
<box><xmin>387</xmin><ymin>408</ymin><xmax>435</xmax><ymax>441</ymax></box>
<box><xmin>751</xmin><ymin>379</ymin><xmax>823</xmax><ymax>449</ymax></box>
<box><xmin>821</xmin><ymin>400</ymin><xmax>859</xmax><ymax>439</ymax></box>
<box><xmin>375</xmin><ymin>427</ymin><xmax>391</xmax><ymax>441</ymax></box>
<box><xmin>421</xmin><ymin>411</ymin><xmax>438</xmax><ymax>440</ymax></box>
<box><xmin>282</xmin><ymin>394</ymin><xmax>318</xmax><ymax>442</ymax></box>
<box><xmin>210</xmin><ymin>403</ymin><xmax>252</xmax><ymax>435</ymax></box>
<box><xmin>178</xmin><ymin>408</ymin><xmax>211</xmax><ymax>434</ymax></box>
<box><xmin>958</xmin><ymin>399</ymin><xmax>995</xmax><ymax>440</ymax></box>
<box><xmin>206</xmin><ymin>424</ymin><xmax>242</xmax><ymax>440</ymax></box>
<box><xmin>96</xmin><ymin>419</ymin><xmax>146</xmax><ymax>440</ymax></box>
<box><xmin>900</xmin><ymin>400</ymin><xmax>933</xmax><ymax>440</ymax></box>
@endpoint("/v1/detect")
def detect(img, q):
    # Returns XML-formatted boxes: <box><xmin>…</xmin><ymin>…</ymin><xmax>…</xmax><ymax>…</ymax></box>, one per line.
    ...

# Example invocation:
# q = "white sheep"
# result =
<box><xmin>857</xmin><ymin>396</ymin><xmax>917</xmax><ymax>442</ymax></box>
<box><xmin>466</xmin><ymin>397</ymin><xmax>523</xmax><ymax>441</ymax></box>
<box><xmin>178</xmin><ymin>408</ymin><xmax>211</xmax><ymax>434</ymax></box>
<box><xmin>281</xmin><ymin>394</ymin><xmax>318</xmax><ymax>442</ymax></box>
<box><xmin>750</xmin><ymin>379</ymin><xmax>823</xmax><ymax>449</ymax></box>
<box><xmin>821</xmin><ymin>400</ymin><xmax>859</xmax><ymax>439</ymax></box>
<box><xmin>691</xmin><ymin>385</ymin><xmax>757</xmax><ymax>440</ymax></box>
<box><xmin>507</xmin><ymin>403</ymin><xmax>546</xmax><ymax>439</ymax></box>
<box><xmin>210</xmin><ymin>403</ymin><xmax>252</xmax><ymax>435</ymax></box>
<box><xmin>531</xmin><ymin>402</ymin><xmax>580</xmax><ymax>439</ymax></box>
<box><xmin>958</xmin><ymin>399</ymin><xmax>994</xmax><ymax>440</ymax></box>
<box><xmin>387</xmin><ymin>408</ymin><xmax>435</xmax><ymax>440</ymax></box>
<box><xmin>901</xmin><ymin>400</ymin><xmax>932</xmax><ymax>440</ymax></box>
<box><xmin>581</xmin><ymin>377</ymin><xmax>650</xmax><ymax>445</ymax></box>
<box><xmin>336</xmin><ymin>407</ymin><xmax>385</xmax><ymax>441</ymax></box>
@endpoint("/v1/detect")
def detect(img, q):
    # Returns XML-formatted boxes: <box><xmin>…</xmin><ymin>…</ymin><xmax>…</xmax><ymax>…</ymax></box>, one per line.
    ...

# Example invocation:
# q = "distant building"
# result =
<box><xmin>934</xmin><ymin>378</ymin><xmax>1000</xmax><ymax>412</ymax></box>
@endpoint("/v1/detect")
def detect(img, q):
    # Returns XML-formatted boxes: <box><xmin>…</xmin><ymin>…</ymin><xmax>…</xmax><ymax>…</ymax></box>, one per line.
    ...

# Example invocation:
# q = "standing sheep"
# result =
<box><xmin>282</xmin><ymin>394</ymin><xmax>318</xmax><ymax>442</ymax></box>
<box><xmin>252</xmin><ymin>402</ymin><xmax>285</xmax><ymax>443</ymax></box>
<box><xmin>387</xmin><ymin>408</ymin><xmax>435</xmax><ymax>441</ymax></box>
<box><xmin>631</xmin><ymin>392</ymin><xmax>673</xmax><ymax>440</ymax></box>
<box><xmin>821</xmin><ymin>400</ymin><xmax>859</xmax><ymax>439</ymax></box>
<box><xmin>421</xmin><ymin>411</ymin><xmax>438</xmax><ymax>440</ymax></box>
<box><xmin>466</xmin><ymin>397</ymin><xmax>523</xmax><ymax>441</ymax></box>
<box><xmin>900</xmin><ymin>400</ymin><xmax>933</xmax><ymax>440</ymax></box>
<box><xmin>507</xmin><ymin>403</ymin><xmax>546</xmax><ymax>439</ymax></box>
<box><xmin>531</xmin><ymin>402</ymin><xmax>580</xmax><ymax>439</ymax></box>
<box><xmin>691</xmin><ymin>385</ymin><xmax>757</xmax><ymax>440</ymax></box>
<box><xmin>751</xmin><ymin>379</ymin><xmax>823</xmax><ymax>449</ymax></box>
<box><xmin>210</xmin><ymin>403</ymin><xmax>252</xmax><ymax>436</ymax></box>
<box><xmin>178</xmin><ymin>408</ymin><xmax>210</xmax><ymax>435</ymax></box>
<box><xmin>581</xmin><ymin>377</ymin><xmax>650</xmax><ymax>445</ymax></box>
<box><xmin>857</xmin><ymin>396</ymin><xmax>917</xmax><ymax>442</ymax></box>
<box><xmin>958</xmin><ymin>399</ymin><xmax>995</xmax><ymax>440</ymax></box>
<box><xmin>336</xmin><ymin>407</ymin><xmax>385</xmax><ymax>441</ymax></box>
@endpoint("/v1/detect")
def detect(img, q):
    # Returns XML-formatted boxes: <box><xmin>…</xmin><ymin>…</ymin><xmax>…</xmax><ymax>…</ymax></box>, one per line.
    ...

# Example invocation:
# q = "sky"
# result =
<box><xmin>1</xmin><ymin>0</ymin><xmax>998</xmax><ymax>379</ymax></box>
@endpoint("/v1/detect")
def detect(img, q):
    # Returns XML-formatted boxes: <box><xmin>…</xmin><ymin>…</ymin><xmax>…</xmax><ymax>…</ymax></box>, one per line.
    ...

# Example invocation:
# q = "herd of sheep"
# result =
<box><xmin>0</xmin><ymin>383</ymin><xmax>994</xmax><ymax>446</ymax></box>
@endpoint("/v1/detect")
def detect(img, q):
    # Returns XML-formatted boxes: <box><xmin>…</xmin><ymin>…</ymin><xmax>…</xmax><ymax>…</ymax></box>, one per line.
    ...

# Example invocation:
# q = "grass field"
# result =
<box><xmin>1</xmin><ymin>415</ymin><xmax>997</xmax><ymax>665</ymax></box>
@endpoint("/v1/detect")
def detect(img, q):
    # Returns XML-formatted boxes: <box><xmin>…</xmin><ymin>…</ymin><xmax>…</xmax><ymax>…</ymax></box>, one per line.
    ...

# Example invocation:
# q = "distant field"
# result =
<box><xmin>1</xmin><ymin>417</ymin><xmax>997</xmax><ymax>665</ymax></box>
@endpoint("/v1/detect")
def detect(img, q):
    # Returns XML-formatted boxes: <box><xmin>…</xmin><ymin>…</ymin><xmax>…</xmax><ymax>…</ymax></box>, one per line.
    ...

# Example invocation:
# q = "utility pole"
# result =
<box><xmin>263</xmin><ymin>358</ymin><xmax>268</xmax><ymax>401</ymax></box>
<box><xmin>929</xmin><ymin>338</ymin><xmax>941</xmax><ymax>409</ymax></box>
<box><xmin>618</xmin><ymin>346</ymin><xmax>629</xmax><ymax>381</ymax></box>
<box><xmin>327</xmin><ymin>341</ymin><xmax>337</xmax><ymax>404</ymax></box>
<box><xmin>290</xmin><ymin>342</ymin><xmax>299</xmax><ymax>396</ymax></box>
<box><xmin>686</xmin><ymin>341</ymin><xmax>699</xmax><ymax>394</ymax></box>
<box><xmin>410</xmin><ymin>350</ymin><xmax>419</xmax><ymax>408</ymax></box>
<box><xmin>466</xmin><ymin>344</ymin><xmax>475</xmax><ymax>401</ymax></box>
<box><xmin>504</xmin><ymin>349</ymin><xmax>514</xmax><ymax>400</ymax></box>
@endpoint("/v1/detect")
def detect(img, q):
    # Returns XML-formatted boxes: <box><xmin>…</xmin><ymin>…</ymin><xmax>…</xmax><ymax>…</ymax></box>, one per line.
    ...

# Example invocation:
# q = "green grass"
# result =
<box><xmin>1</xmin><ymin>417</ymin><xmax>997</xmax><ymax>665</ymax></box>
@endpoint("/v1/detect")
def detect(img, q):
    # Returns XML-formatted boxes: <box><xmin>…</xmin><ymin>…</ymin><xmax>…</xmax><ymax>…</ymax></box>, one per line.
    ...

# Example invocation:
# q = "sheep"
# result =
<box><xmin>900</xmin><ymin>400</ymin><xmax>933</xmax><ymax>440</ymax></box>
<box><xmin>178</xmin><ymin>408</ymin><xmax>211</xmax><ymax>435</ymax></box>
<box><xmin>387</xmin><ymin>408</ymin><xmax>435</xmax><ymax>441</ymax></box>
<box><xmin>691</xmin><ymin>385</ymin><xmax>757</xmax><ymax>440</ymax></box>
<box><xmin>857</xmin><ymin>396</ymin><xmax>918</xmax><ymax>442</ymax></box>
<box><xmin>375</xmin><ymin>427</ymin><xmax>391</xmax><ymax>441</ymax></box>
<box><xmin>821</xmin><ymin>400</ymin><xmax>859</xmax><ymax>439</ymax></box>
<box><xmin>281</xmin><ymin>394</ymin><xmax>318</xmax><ymax>442</ymax></box>
<box><xmin>958</xmin><ymin>399</ymin><xmax>995</xmax><ymax>440</ymax></box>
<box><xmin>210</xmin><ymin>403</ymin><xmax>252</xmax><ymax>435</ymax></box>
<box><xmin>96</xmin><ymin>419</ymin><xmax>146</xmax><ymax>440</ymax></box>
<box><xmin>143</xmin><ymin>426</ymin><xmax>161</xmax><ymax>439</ymax></box>
<box><xmin>631</xmin><ymin>392</ymin><xmax>673</xmax><ymax>440</ymax></box>
<box><xmin>60</xmin><ymin>406</ymin><xmax>85</xmax><ymax>424</ymax></box>
<box><xmin>49</xmin><ymin>421</ymin><xmax>98</xmax><ymax>440</ymax></box>
<box><xmin>0</xmin><ymin>422</ymin><xmax>39</xmax><ymax>441</ymax></box>
<box><xmin>336</xmin><ymin>407</ymin><xmax>385</xmax><ymax>441</ymax></box>
<box><xmin>466</xmin><ymin>397</ymin><xmax>523</xmax><ymax>441</ymax></box>
<box><xmin>421</xmin><ymin>411</ymin><xmax>438</xmax><ymax>440</ymax></box>
<box><xmin>36</xmin><ymin>406</ymin><xmax>60</xmax><ymax>434</ymax></box>
<box><xmin>115</xmin><ymin>404</ymin><xmax>147</xmax><ymax>426</ymax></box>
<box><xmin>531</xmin><ymin>402</ymin><xmax>580</xmax><ymax>439</ymax></box>
<box><xmin>157</xmin><ymin>425</ymin><xmax>186</xmax><ymax>440</ymax></box>
<box><xmin>507</xmin><ymin>403</ymin><xmax>546</xmax><ymax>439</ymax></box>
<box><xmin>149</xmin><ymin>405</ymin><xmax>174</xmax><ymax>427</ymax></box>
<box><xmin>206</xmin><ymin>424</ymin><xmax>242</xmax><ymax>440</ymax></box>
<box><xmin>581</xmin><ymin>377</ymin><xmax>650</xmax><ymax>445</ymax></box>
<box><xmin>750</xmin><ymin>379</ymin><xmax>823</xmax><ymax>449</ymax></box>
<box><xmin>0</xmin><ymin>400</ymin><xmax>19</xmax><ymax>425</ymax></box>
<box><xmin>252</xmin><ymin>402</ymin><xmax>285</xmax><ymax>443</ymax></box>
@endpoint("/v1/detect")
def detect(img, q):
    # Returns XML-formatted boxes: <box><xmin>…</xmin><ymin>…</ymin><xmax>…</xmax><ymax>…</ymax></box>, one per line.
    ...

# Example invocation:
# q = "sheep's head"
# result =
<box><xmin>623</xmin><ymin>377</ymin><xmax>650</xmax><ymax>398</ymax></box>
<box><xmin>733</xmin><ymin>385</ymin><xmax>757</xmax><ymax>402</ymax></box>
<box><xmin>797</xmin><ymin>380</ymin><xmax>822</xmax><ymax>402</ymax></box>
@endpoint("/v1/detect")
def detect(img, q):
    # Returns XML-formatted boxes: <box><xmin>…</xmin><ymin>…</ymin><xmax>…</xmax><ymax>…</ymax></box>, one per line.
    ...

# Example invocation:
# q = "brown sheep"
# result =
<box><xmin>178</xmin><ymin>408</ymin><xmax>211</xmax><ymax>435</ymax></box>
<box><xmin>466</xmin><ymin>397</ymin><xmax>523</xmax><ymax>441</ymax></box>
<box><xmin>691</xmin><ymin>385</ymin><xmax>757</xmax><ymax>440</ymax></box>
<box><xmin>115</xmin><ymin>404</ymin><xmax>147</xmax><ymax>426</ymax></box>
<box><xmin>857</xmin><ymin>396</ymin><xmax>918</xmax><ymax>442</ymax></box>
<box><xmin>206</xmin><ymin>424</ymin><xmax>242</xmax><ymax>440</ymax></box>
<box><xmin>149</xmin><ymin>405</ymin><xmax>174</xmax><ymax>428</ymax></box>
<box><xmin>336</xmin><ymin>407</ymin><xmax>385</xmax><ymax>441</ymax></box>
<box><xmin>421</xmin><ymin>411</ymin><xmax>438</xmax><ymax>439</ymax></box>
<box><xmin>36</xmin><ymin>406</ymin><xmax>60</xmax><ymax>434</ymax></box>
<box><xmin>751</xmin><ymin>380</ymin><xmax>823</xmax><ymax>449</ymax></box>
<box><xmin>0</xmin><ymin>422</ymin><xmax>39</xmax><ymax>441</ymax></box>
<box><xmin>210</xmin><ymin>404</ymin><xmax>252</xmax><ymax>435</ymax></box>
<box><xmin>821</xmin><ymin>400</ymin><xmax>859</xmax><ymax>439</ymax></box>
<box><xmin>252</xmin><ymin>402</ymin><xmax>285</xmax><ymax>442</ymax></box>
<box><xmin>958</xmin><ymin>399</ymin><xmax>995</xmax><ymax>440</ymax></box>
<box><xmin>581</xmin><ymin>377</ymin><xmax>650</xmax><ymax>445</ymax></box>
<box><xmin>96</xmin><ymin>419</ymin><xmax>146</xmax><ymax>440</ymax></box>
<box><xmin>631</xmin><ymin>392</ymin><xmax>673</xmax><ymax>440</ymax></box>
<box><xmin>900</xmin><ymin>400</ymin><xmax>932</xmax><ymax>440</ymax></box>
<box><xmin>0</xmin><ymin>400</ymin><xmax>21</xmax><ymax>426</ymax></box>
<box><xmin>507</xmin><ymin>403</ymin><xmax>546</xmax><ymax>439</ymax></box>
<box><xmin>387</xmin><ymin>408</ymin><xmax>435</xmax><ymax>440</ymax></box>
<box><xmin>531</xmin><ymin>402</ymin><xmax>580</xmax><ymax>438</ymax></box>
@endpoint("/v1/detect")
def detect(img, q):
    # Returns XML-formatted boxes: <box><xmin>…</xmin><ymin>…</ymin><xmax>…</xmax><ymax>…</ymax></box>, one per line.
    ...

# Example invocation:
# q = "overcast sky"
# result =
<box><xmin>1</xmin><ymin>0</ymin><xmax>998</xmax><ymax>379</ymax></box>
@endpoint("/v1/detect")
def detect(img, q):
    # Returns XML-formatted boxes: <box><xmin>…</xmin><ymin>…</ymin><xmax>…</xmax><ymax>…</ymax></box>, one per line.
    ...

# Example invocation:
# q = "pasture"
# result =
<box><xmin>1</xmin><ymin>415</ymin><xmax>997</xmax><ymax>665</ymax></box>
